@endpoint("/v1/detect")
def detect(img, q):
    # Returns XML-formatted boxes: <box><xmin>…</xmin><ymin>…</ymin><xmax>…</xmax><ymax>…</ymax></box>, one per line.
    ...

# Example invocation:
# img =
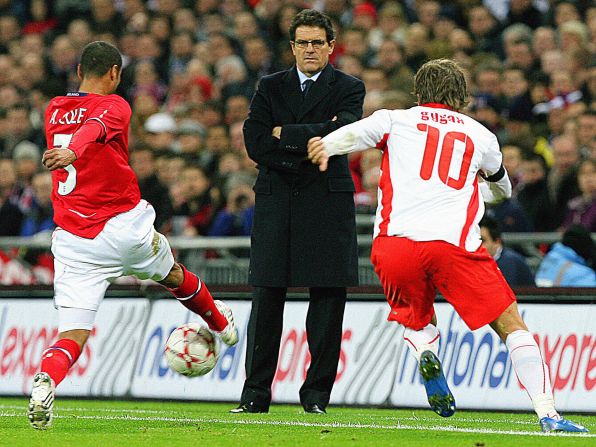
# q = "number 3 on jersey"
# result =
<box><xmin>53</xmin><ymin>134</ymin><xmax>77</xmax><ymax>196</ymax></box>
<box><xmin>417</xmin><ymin>123</ymin><xmax>474</xmax><ymax>190</ymax></box>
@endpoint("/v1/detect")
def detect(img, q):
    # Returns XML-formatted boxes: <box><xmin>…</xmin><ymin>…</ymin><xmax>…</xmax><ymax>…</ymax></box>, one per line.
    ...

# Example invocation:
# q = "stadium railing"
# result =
<box><xmin>0</xmin><ymin>225</ymin><xmax>594</xmax><ymax>286</ymax></box>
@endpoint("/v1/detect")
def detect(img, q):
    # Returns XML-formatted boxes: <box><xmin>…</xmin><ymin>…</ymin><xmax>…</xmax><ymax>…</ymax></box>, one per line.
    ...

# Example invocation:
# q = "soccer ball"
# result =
<box><xmin>164</xmin><ymin>323</ymin><xmax>219</xmax><ymax>377</ymax></box>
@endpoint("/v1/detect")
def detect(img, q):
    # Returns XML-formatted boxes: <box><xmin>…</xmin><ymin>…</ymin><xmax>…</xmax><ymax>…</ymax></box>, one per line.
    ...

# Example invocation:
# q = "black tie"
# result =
<box><xmin>302</xmin><ymin>79</ymin><xmax>314</xmax><ymax>100</ymax></box>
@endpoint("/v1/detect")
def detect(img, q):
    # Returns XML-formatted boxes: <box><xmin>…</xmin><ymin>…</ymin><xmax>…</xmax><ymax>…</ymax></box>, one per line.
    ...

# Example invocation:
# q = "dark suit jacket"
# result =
<box><xmin>138</xmin><ymin>173</ymin><xmax>173</xmax><ymax>231</ymax></box>
<box><xmin>244</xmin><ymin>63</ymin><xmax>365</xmax><ymax>287</ymax></box>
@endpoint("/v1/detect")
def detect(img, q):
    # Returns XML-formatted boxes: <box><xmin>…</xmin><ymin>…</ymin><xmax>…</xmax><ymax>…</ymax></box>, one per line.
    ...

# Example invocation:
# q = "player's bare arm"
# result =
<box><xmin>42</xmin><ymin>147</ymin><xmax>77</xmax><ymax>171</ymax></box>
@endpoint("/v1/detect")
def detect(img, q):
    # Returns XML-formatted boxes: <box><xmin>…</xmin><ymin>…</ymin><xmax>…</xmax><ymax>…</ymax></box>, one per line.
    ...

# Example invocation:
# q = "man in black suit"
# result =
<box><xmin>232</xmin><ymin>9</ymin><xmax>365</xmax><ymax>414</ymax></box>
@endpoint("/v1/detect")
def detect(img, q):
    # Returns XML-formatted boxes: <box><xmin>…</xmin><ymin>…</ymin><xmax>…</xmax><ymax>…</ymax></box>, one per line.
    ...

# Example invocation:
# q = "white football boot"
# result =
<box><xmin>213</xmin><ymin>300</ymin><xmax>239</xmax><ymax>346</ymax></box>
<box><xmin>28</xmin><ymin>372</ymin><xmax>55</xmax><ymax>429</ymax></box>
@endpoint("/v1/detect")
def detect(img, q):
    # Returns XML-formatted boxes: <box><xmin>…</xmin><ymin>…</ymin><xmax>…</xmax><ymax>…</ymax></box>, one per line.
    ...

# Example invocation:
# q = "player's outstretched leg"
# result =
<box><xmin>162</xmin><ymin>263</ymin><xmax>238</xmax><ymax>346</ymax></box>
<box><xmin>213</xmin><ymin>300</ymin><xmax>238</xmax><ymax>346</ymax></box>
<box><xmin>491</xmin><ymin>303</ymin><xmax>588</xmax><ymax>433</ymax></box>
<box><xmin>404</xmin><ymin>324</ymin><xmax>456</xmax><ymax>417</ymax></box>
<box><xmin>28</xmin><ymin>372</ymin><xmax>55</xmax><ymax>429</ymax></box>
<box><xmin>28</xmin><ymin>334</ymin><xmax>85</xmax><ymax>429</ymax></box>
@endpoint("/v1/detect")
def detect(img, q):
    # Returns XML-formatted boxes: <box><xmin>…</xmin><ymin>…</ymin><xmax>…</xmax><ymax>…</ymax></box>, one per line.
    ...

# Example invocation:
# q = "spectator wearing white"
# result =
<box><xmin>144</xmin><ymin>112</ymin><xmax>177</xmax><ymax>152</ymax></box>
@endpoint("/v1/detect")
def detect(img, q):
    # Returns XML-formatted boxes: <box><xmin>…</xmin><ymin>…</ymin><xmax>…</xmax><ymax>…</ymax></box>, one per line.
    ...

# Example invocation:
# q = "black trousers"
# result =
<box><xmin>240</xmin><ymin>286</ymin><xmax>347</xmax><ymax>409</ymax></box>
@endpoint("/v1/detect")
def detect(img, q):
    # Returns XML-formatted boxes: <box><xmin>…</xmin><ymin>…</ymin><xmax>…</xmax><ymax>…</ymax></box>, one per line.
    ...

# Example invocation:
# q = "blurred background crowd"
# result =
<box><xmin>0</xmin><ymin>0</ymin><xmax>594</xmax><ymax>285</ymax></box>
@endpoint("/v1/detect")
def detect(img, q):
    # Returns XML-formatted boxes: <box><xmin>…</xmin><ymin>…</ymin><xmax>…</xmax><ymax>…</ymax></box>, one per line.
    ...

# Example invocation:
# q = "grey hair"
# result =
<box><xmin>502</xmin><ymin>23</ymin><xmax>533</xmax><ymax>46</ymax></box>
<box><xmin>215</xmin><ymin>55</ymin><xmax>247</xmax><ymax>81</ymax></box>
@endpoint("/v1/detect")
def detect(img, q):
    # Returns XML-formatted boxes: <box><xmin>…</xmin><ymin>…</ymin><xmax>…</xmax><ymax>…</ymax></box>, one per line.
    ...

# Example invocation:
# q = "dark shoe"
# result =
<box><xmin>230</xmin><ymin>402</ymin><xmax>269</xmax><ymax>414</ymax></box>
<box><xmin>419</xmin><ymin>350</ymin><xmax>455</xmax><ymax>418</ymax></box>
<box><xmin>303</xmin><ymin>404</ymin><xmax>326</xmax><ymax>414</ymax></box>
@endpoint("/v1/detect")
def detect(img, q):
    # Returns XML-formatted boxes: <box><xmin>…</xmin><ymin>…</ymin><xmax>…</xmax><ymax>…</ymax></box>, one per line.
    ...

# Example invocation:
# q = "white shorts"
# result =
<box><xmin>57</xmin><ymin>306</ymin><xmax>96</xmax><ymax>332</ymax></box>
<box><xmin>52</xmin><ymin>200</ymin><xmax>175</xmax><ymax>323</ymax></box>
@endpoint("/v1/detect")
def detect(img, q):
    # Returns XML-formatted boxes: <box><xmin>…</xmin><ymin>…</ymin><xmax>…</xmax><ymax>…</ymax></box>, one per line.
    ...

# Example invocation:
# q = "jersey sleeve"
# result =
<box><xmin>478</xmin><ymin>133</ymin><xmax>511</xmax><ymax>202</ymax></box>
<box><xmin>479</xmin><ymin>134</ymin><xmax>502</xmax><ymax>176</ymax></box>
<box><xmin>85</xmin><ymin>95</ymin><xmax>131</xmax><ymax>144</ymax></box>
<box><xmin>67</xmin><ymin>96</ymin><xmax>130</xmax><ymax>159</ymax></box>
<box><xmin>322</xmin><ymin>109</ymin><xmax>393</xmax><ymax>156</ymax></box>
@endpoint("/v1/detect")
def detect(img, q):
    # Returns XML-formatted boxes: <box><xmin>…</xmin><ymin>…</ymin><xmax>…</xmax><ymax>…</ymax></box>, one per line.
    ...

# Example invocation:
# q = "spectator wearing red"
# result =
<box><xmin>23</xmin><ymin>0</ymin><xmax>58</xmax><ymax>36</ymax></box>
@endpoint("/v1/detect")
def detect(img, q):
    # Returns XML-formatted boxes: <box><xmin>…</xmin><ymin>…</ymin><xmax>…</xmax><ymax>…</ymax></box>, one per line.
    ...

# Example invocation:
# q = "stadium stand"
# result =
<box><xmin>0</xmin><ymin>0</ymin><xmax>594</xmax><ymax>286</ymax></box>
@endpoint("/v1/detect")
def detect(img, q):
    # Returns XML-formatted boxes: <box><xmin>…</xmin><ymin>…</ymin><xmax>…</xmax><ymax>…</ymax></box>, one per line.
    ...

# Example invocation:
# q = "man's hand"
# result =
<box><xmin>42</xmin><ymin>147</ymin><xmax>77</xmax><ymax>171</ymax></box>
<box><xmin>307</xmin><ymin>136</ymin><xmax>329</xmax><ymax>172</ymax></box>
<box><xmin>272</xmin><ymin>126</ymin><xmax>282</xmax><ymax>139</ymax></box>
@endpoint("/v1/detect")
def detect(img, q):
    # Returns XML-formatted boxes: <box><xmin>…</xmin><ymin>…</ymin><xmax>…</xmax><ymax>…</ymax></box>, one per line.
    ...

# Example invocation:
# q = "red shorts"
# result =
<box><xmin>371</xmin><ymin>236</ymin><xmax>516</xmax><ymax>331</ymax></box>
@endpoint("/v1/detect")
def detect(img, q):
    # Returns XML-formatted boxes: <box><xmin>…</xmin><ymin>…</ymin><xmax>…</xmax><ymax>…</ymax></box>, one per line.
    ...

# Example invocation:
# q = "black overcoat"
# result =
<box><xmin>244</xmin><ymin>63</ymin><xmax>365</xmax><ymax>287</ymax></box>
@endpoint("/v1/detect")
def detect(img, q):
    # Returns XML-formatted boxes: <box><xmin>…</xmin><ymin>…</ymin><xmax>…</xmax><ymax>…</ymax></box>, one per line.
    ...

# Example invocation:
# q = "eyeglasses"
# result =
<box><xmin>292</xmin><ymin>39</ymin><xmax>327</xmax><ymax>49</ymax></box>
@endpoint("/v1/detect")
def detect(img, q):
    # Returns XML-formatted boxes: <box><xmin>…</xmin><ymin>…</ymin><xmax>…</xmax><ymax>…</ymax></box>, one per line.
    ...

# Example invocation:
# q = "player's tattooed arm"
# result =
<box><xmin>42</xmin><ymin>148</ymin><xmax>77</xmax><ymax>171</ymax></box>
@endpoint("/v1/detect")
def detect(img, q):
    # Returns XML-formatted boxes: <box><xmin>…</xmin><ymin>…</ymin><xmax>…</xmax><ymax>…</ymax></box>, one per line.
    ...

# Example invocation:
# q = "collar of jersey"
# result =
<box><xmin>419</xmin><ymin>102</ymin><xmax>453</xmax><ymax>111</ymax></box>
<box><xmin>66</xmin><ymin>92</ymin><xmax>89</xmax><ymax>97</ymax></box>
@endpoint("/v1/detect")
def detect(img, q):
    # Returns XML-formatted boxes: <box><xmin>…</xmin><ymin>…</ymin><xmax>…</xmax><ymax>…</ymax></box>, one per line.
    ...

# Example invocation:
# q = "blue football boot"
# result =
<box><xmin>540</xmin><ymin>417</ymin><xmax>589</xmax><ymax>433</ymax></box>
<box><xmin>419</xmin><ymin>350</ymin><xmax>455</xmax><ymax>417</ymax></box>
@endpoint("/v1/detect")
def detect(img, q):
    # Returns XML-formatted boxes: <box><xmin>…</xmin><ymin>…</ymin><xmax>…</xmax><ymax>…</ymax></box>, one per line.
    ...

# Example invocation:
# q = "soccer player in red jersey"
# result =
<box><xmin>307</xmin><ymin>59</ymin><xmax>588</xmax><ymax>434</ymax></box>
<box><xmin>28</xmin><ymin>41</ymin><xmax>238</xmax><ymax>429</ymax></box>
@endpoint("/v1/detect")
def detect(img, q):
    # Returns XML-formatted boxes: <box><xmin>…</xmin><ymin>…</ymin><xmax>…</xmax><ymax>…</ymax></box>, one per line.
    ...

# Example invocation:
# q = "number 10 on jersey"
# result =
<box><xmin>417</xmin><ymin>123</ymin><xmax>474</xmax><ymax>190</ymax></box>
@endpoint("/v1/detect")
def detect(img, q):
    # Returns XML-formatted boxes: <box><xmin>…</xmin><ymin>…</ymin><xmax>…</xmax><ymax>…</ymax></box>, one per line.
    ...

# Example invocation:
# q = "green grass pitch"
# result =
<box><xmin>1</xmin><ymin>398</ymin><xmax>594</xmax><ymax>447</ymax></box>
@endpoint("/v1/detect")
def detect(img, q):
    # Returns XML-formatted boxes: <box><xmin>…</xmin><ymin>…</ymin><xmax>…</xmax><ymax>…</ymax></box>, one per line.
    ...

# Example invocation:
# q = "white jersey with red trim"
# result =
<box><xmin>322</xmin><ymin>104</ymin><xmax>507</xmax><ymax>251</ymax></box>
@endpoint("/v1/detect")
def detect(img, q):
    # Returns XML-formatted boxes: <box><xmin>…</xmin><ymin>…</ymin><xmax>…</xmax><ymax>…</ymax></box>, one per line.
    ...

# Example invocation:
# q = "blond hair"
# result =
<box><xmin>414</xmin><ymin>59</ymin><xmax>468</xmax><ymax>111</ymax></box>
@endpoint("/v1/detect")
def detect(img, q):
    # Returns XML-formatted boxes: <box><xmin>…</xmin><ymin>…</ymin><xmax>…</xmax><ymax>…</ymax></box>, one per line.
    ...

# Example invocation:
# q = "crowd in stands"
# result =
<box><xmin>0</xmin><ymin>0</ymin><xmax>594</xmax><ymax>285</ymax></box>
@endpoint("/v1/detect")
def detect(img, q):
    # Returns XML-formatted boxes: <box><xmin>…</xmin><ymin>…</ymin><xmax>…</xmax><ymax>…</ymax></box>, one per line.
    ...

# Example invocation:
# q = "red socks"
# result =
<box><xmin>41</xmin><ymin>338</ymin><xmax>82</xmax><ymax>386</ymax></box>
<box><xmin>170</xmin><ymin>265</ymin><xmax>228</xmax><ymax>332</ymax></box>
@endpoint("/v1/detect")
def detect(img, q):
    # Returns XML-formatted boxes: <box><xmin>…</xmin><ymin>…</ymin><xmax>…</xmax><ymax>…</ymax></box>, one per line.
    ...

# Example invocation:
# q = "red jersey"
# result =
<box><xmin>44</xmin><ymin>92</ymin><xmax>140</xmax><ymax>238</ymax></box>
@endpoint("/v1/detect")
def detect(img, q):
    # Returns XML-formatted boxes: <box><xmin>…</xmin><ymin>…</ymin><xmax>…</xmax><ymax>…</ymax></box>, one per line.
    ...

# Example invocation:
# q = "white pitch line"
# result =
<box><xmin>0</xmin><ymin>405</ymin><xmax>579</xmax><ymax>428</ymax></box>
<box><xmin>350</xmin><ymin>414</ymin><xmax>537</xmax><ymax>426</ymax></box>
<box><xmin>0</xmin><ymin>412</ymin><xmax>593</xmax><ymax>438</ymax></box>
<box><xmin>0</xmin><ymin>404</ymin><xmax>584</xmax><ymax>429</ymax></box>
<box><xmin>0</xmin><ymin>404</ymin><xmax>169</xmax><ymax>415</ymax></box>
<box><xmin>0</xmin><ymin>404</ymin><xmax>536</xmax><ymax>425</ymax></box>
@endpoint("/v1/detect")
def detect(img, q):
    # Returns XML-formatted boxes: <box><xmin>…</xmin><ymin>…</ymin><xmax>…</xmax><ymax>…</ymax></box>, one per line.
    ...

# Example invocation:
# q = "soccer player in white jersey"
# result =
<box><xmin>307</xmin><ymin>59</ymin><xmax>588</xmax><ymax>433</ymax></box>
<box><xmin>28</xmin><ymin>41</ymin><xmax>238</xmax><ymax>429</ymax></box>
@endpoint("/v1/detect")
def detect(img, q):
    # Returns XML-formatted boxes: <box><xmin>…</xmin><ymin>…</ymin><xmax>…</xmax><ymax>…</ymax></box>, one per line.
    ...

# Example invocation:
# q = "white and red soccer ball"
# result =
<box><xmin>164</xmin><ymin>323</ymin><xmax>219</xmax><ymax>377</ymax></box>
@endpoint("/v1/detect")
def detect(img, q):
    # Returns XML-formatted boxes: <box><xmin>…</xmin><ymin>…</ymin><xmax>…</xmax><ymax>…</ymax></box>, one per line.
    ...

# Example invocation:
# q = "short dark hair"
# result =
<box><xmin>479</xmin><ymin>215</ymin><xmax>502</xmax><ymax>241</ymax></box>
<box><xmin>289</xmin><ymin>9</ymin><xmax>335</xmax><ymax>42</ymax></box>
<box><xmin>79</xmin><ymin>41</ymin><xmax>122</xmax><ymax>78</ymax></box>
<box><xmin>562</xmin><ymin>224</ymin><xmax>595</xmax><ymax>266</ymax></box>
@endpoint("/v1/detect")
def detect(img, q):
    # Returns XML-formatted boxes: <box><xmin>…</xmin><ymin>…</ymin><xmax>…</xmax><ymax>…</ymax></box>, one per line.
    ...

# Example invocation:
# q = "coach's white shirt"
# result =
<box><xmin>322</xmin><ymin>104</ymin><xmax>511</xmax><ymax>252</ymax></box>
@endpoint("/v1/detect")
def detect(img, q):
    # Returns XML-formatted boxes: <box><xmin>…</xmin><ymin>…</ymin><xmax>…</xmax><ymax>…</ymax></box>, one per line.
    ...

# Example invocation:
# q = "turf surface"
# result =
<box><xmin>1</xmin><ymin>398</ymin><xmax>594</xmax><ymax>447</ymax></box>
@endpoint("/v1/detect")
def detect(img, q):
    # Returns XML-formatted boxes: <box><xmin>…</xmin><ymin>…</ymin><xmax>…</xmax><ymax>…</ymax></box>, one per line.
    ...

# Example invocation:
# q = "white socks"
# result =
<box><xmin>403</xmin><ymin>326</ymin><xmax>559</xmax><ymax>419</ymax></box>
<box><xmin>505</xmin><ymin>330</ymin><xmax>559</xmax><ymax>419</ymax></box>
<box><xmin>403</xmin><ymin>324</ymin><xmax>440</xmax><ymax>361</ymax></box>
